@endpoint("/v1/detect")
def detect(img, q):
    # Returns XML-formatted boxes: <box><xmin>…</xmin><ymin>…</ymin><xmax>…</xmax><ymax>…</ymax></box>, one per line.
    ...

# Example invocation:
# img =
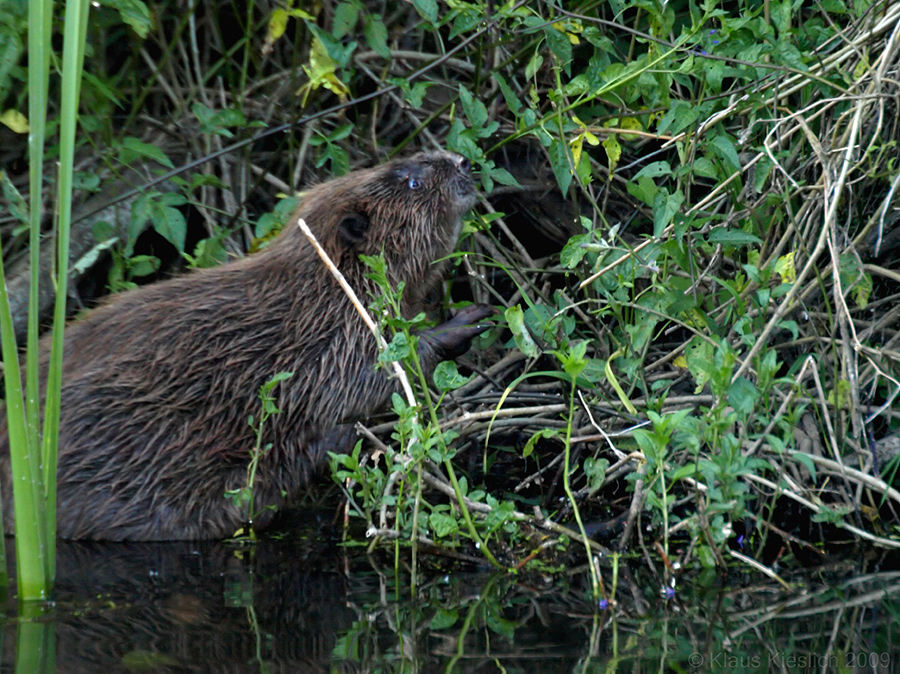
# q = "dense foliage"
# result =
<box><xmin>2</xmin><ymin>0</ymin><xmax>900</xmax><ymax>592</ymax></box>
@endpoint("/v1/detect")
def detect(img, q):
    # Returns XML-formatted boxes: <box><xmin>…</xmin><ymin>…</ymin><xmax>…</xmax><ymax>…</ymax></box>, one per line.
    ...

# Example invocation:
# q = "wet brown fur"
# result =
<box><xmin>0</xmin><ymin>151</ymin><xmax>484</xmax><ymax>541</ymax></box>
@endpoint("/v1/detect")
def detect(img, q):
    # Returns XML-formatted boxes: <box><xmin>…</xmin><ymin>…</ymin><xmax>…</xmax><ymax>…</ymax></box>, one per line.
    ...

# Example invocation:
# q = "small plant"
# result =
<box><xmin>226</xmin><ymin>371</ymin><xmax>294</xmax><ymax>541</ymax></box>
<box><xmin>329</xmin><ymin>252</ymin><xmax>506</xmax><ymax>568</ymax></box>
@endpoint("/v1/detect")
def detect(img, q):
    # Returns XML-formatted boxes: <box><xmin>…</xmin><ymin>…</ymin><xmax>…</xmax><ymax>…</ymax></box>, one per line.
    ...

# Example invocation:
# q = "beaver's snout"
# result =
<box><xmin>441</xmin><ymin>152</ymin><xmax>476</xmax><ymax>211</ymax></box>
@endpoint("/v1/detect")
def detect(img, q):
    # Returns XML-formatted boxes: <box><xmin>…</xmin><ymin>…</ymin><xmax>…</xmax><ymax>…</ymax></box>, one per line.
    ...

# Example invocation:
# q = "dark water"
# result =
<box><xmin>1</xmin><ymin>516</ymin><xmax>899</xmax><ymax>673</ymax></box>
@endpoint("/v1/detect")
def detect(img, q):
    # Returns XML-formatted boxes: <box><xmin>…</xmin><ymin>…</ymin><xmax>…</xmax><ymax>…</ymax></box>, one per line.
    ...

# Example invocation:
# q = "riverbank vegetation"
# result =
<box><xmin>2</xmin><ymin>0</ymin><xmax>899</xmax><ymax>598</ymax></box>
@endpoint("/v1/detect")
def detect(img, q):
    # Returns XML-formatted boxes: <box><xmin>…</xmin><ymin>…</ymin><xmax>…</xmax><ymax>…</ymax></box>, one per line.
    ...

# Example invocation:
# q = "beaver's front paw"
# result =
<box><xmin>420</xmin><ymin>304</ymin><xmax>494</xmax><ymax>360</ymax></box>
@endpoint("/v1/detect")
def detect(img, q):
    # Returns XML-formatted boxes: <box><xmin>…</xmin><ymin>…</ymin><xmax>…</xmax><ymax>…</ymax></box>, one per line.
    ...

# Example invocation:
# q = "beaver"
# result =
<box><xmin>0</xmin><ymin>151</ymin><xmax>492</xmax><ymax>541</ymax></box>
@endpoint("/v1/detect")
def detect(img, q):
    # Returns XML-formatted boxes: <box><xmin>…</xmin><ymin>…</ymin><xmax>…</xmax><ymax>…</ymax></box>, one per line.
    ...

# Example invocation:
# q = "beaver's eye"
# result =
<box><xmin>408</xmin><ymin>177</ymin><xmax>421</xmax><ymax>190</ymax></box>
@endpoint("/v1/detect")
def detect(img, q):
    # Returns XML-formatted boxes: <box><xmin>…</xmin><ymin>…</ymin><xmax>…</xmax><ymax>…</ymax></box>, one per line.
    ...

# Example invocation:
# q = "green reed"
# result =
<box><xmin>0</xmin><ymin>0</ymin><xmax>90</xmax><ymax>602</ymax></box>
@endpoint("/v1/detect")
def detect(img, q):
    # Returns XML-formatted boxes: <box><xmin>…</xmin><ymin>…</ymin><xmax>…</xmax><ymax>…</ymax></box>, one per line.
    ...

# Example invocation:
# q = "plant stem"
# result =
<box><xmin>40</xmin><ymin>0</ymin><xmax>91</xmax><ymax>589</ymax></box>
<box><xmin>412</xmin><ymin>348</ymin><xmax>502</xmax><ymax>569</ymax></box>
<box><xmin>563</xmin><ymin>377</ymin><xmax>600</xmax><ymax>600</ymax></box>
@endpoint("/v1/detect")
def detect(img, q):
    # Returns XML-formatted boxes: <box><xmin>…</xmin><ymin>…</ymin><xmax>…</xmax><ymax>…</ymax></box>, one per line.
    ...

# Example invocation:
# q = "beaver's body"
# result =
<box><xmin>0</xmin><ymin>151</ymin><xmax>489</xmax><ymax>540</ymax></box>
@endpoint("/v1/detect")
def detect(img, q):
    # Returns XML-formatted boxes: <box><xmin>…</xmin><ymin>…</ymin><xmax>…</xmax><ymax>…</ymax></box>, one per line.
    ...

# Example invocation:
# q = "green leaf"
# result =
<box><xmin>100</xmin><ymin>0</ymin><xmax>152</xmax><ymax>39</ymax></box>
<box><xmin>684</xmin><ymin>336</ymin><xmax>715</xmax><ymax>394</ymax></box>
<box><xmin>791</xmin><ymin>452</ymin><xmax>817</xmax><ymax>481</ymax></box>
<box><xmin>727</xmin><ymin>376</ymin><xmax>759</xmax><ymax>418</ymax></box>
<box><xmin>449</xmin><ymin>8</ymin><xmax>480</xmax><ymax>38</ymax></box>
<box><xmin>185</xmin><ymin>237</ymin><xmax>229</xmax><ymax>269</ymax></box>
<box><xmin>706</xmin><ymin>228</ymin><xmax>763</xmax><ymax>246</ymax></box>
<box><xmin>378</xmin><ymin>332</ymin><xmax>411</xmax><ymax>362</ymax></box>
<box><xmin>192</xmin><ymin>102</ymin><xmax>252</xmax><ymax>138</ymax></box>
<box><xmin>626</xmin><ymin>175</ymin><xmax>658</xmax><ymax>206</ymax></box>
<box><xmin>446</xmin><ymin>118</ymin><xmax>482</xmax><ymax>161</ymax></box>
<box><xmin>0</xmin><ymin>171</ymin><xmax>28</xmax><ymax>224</ymax></box>
<box><xmin>73</xmin><ymin>171</ymin><xmax>101</xmax><ymax>191</ymax></box>
<box><xmin>458</xmin><ymin>84</ymin><xmax>488</xmax><ymax>129</ymax></box>
<box><xmin>709</xmin><ymin>134</ymin><xmax>742</xmax><ymax>173</ymax></box>
<box><xmin>575</xmin><ymin>148</ymin><xmax>592</xmax><ymax>186</ymax></box>
<box><xmin>632</xmin><ymin>428</ymin><xmax>663</xmax><ymax>458</ymax></box>
<box><xmin>583</xmin><ymin>457</ymin><xmax>609</xmax><ymax>490</ymax></box>
<box><xmin>697</xmin><ymin>544</ymin><xmax>717</xmax><ymax>569</ymax></box>
<box><xmin>549</xmin><ymin>138</ymin><xmax>573</xmax><ymax>196</ymax></box>
<box><xmin>604</xmin><ymin>356</ymin><xmax>637</xmax><ymax>415</ymax></box>
<box><xmin>72</xmin><ymin>236</ymin><xmax>117</xmax><ymax>275</ymax></box>
<box><xmin>754</xmin><ymin>156</ymin><xmax>773</xmax><ymax>192</ymax></box>
<box><xmin>602</xmin><ymin>134</ymin><xmax>621</xmax><ymax>175</ymax></box>
<box><xmin>307</xmin><ymin>25</ymin><xmax>356</xmax><ymax>69</ymax></box>
<box><xmin>411</xmin><ymin>0</ymin><xmax>438</xmax><ymax>23</ymax></box>
<box><xmin>839</xmin><ymin>252</ymin><xmax>872</xmax><ymax>309</ymax></box>
<box><xmin>328</xmin><ymin>449</ymin><xmax>360</xmax><ymax>476</ymax></box>
<box><xmin>544</xmin><ymin>24</ymin><xmax>572</xmax><ymax>68</ymax></box>
<box><xmin>494</xmin><ymin>72</ymin><xmax>522</xmax><ymax>114</ymax></box>
<box><xmin>773</xmin><ymin>38</ymin><xmax>807</xmax><ymax>70</ymax></box>
<box><xmin>267</xmin><ymin>8</ymin><xmax>289</xmax><ymax>46</ymax></box>
<box><xmin>155</xmin><ymin>206</ymin><xmax>187</xmax><ymax>252</ymax></box>
<box><xmin>669</xmin><ymin>462</ymin><xmax>699</xmax><ymax>482</ymax></box>
<box><xmin>428</xmin><ymin>512</ymin><xmax>458</xmax><ymax>538</ymax></box>
<box><xmin>525</xmin><ymin>52</ymin><xmax>543</xmax><ymax>80</ymax></box>
<box><xmin>853</xmin><ymin>273</ymin><xmax>872</xmax><ymax>309</ymax></box>
<box><xmin>652</xmin><ymin>189</ymin><xmax>684</xmax><ymax>237</ymax></box>
<box><xmin>489</xmin><ymin>166</ymin><xmax>520</xmax><ymax>187</ymax></box>
<box><xmin>433</xmin><ymin>361</ymin><xmax>473</xmax><ymax>391</ymax></box>
<box><xmin>811</xmin><ymin>504</ymin><xmax>852</xmax><ymax>524</ymax></box>
<box><xmin>692</xmin><ymin>156</ymin><xmax>718</xmax><ymax>179</ymax></box>
<box><xmin>633</xmin><ymin>161</ymin><xmax>672</xmax><ymax>179</ymax></box>
<box><xmin>363</xmin><ymin>14</ymin><xmax>390</xmax><ymax>59</ymax></box>
<box><xmin>703</xmin><ymin>59</ymin><xmax>725</xmax><ymax>94</ymax></box>
<box><xmin>260</xmin><ymin>371</ymin><xmax>294</xmax><ymax>397</ymax></box>
<box><xmin>430</xmin><ymin>607</ymin><xmax>459</xmax><ymax>630</ymax></box>
<box><xmin>120</xmin><ymin>137</ymin><xmax>173</xmax><ymax>168</ymax></box>
<box><xmin>560</xmin><ymin>233</ymin><xmax>590</xmax><ymax>268</ymax></box>
<box><xmin>332</xmin><ymin>2</ymin><xmax>358</xmax><ymax>38</ymax></box>
<box><xmin>189</xmin><ymin>174</ymin><xmax>226</xmax><ymax>190</ymax></box>
<box><xmin>505</xmin><ymin>305</ymin><xmax>539</xmax><ymax>358</ymax></box>
<box><xmin>391</xmin><ymin>78</ymin><xmax>430</xmax><ymax>107</ymax></box>
<box><xmin>0</xmin><ymin>109</ymin><xmax>26</xmax><ymax>134</ymax></box>
<box><xmin>128</xmin><ymin>254</ymin><xmax>160</xmax><ymax>278</ymax></box>
<box><xmin>559</xmin><ymin>340</ymin><xmax>588</xmax><ymax>379</ymax></box>
<box><xmin>129</xmin><ymin>192</ymin><xmax>186</xmax><ymax>253</ymax></box>
<box><xmin>522</xmin><ymin>428</ymin><xmax>559</xmax><ymax>459</ymax></box>
<box><xmin>657</xmin><ymin>100</ymin><xmax>698</xmax><ymax>135</ymax></box>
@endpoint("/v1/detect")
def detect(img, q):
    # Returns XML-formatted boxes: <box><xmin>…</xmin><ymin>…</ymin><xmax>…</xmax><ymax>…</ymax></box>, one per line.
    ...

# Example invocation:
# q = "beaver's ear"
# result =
<box><xmin>337</xmin><ymin>211</ymin><xmax>371</xmax><ymax>245</ymax></box>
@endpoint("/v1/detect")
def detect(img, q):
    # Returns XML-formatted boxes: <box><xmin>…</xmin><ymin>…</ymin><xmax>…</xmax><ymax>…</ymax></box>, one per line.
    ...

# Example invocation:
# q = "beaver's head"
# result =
<box><xmin>295</xmin><ymin>151</ymin><xmax>477</xmax><ymax>285</ymax></box>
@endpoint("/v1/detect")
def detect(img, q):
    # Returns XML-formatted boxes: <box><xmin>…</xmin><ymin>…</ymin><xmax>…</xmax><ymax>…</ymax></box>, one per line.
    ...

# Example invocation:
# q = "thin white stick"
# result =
<box><xmin>296</xmin><ymin>218</ymin><xmax>416</xmax><ymax>406</ymax></box>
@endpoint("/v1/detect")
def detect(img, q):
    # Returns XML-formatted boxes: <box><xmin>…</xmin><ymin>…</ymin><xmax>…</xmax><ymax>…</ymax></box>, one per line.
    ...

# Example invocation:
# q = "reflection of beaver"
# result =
<box><xmin>0</xmin><ymin>151</ymin><xmax>491</xmax><ymax>541</ymax></box>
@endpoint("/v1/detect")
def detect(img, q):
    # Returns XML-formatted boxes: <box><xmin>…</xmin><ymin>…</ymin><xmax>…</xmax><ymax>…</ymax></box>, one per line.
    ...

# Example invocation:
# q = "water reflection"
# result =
<box><xmin>2</xmin><ymin>534</ymin><xmax>899</xmax><ymax>672</ymax></box>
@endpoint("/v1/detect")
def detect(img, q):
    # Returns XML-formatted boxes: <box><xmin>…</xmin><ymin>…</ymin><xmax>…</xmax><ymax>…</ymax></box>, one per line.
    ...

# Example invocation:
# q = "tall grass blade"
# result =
<box><xmin>41</xmin><ymin>0</ymin><xmax>92</xmax><ymax>583</ymax></box>
<box><xmin>27</xmin><ymin>0</ymin><xmax>53</xmax><ymax>487</ymax></box>
<box><xmin>0</xmin><ymin>249</ymin><xmax>45</xmax><ymax>600</ymax></box>
<box><xmin>0</xmin><ymin>0</ymin><xmax>90</xmax><ymax>602</ymax></box>
<box><xmin>15</xmin><ymin>604</ymin><xmax>55</xmax><ymax>673</ymax></box>
<box><xmin>25</xmin><ymin>0</ymin><xmax>55</xmax><ymax>593</ymax></box>
<box><xmin>0</xmin><ymin>0</ymin><xmax>56</xmax><ymax>603</ymax></box>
